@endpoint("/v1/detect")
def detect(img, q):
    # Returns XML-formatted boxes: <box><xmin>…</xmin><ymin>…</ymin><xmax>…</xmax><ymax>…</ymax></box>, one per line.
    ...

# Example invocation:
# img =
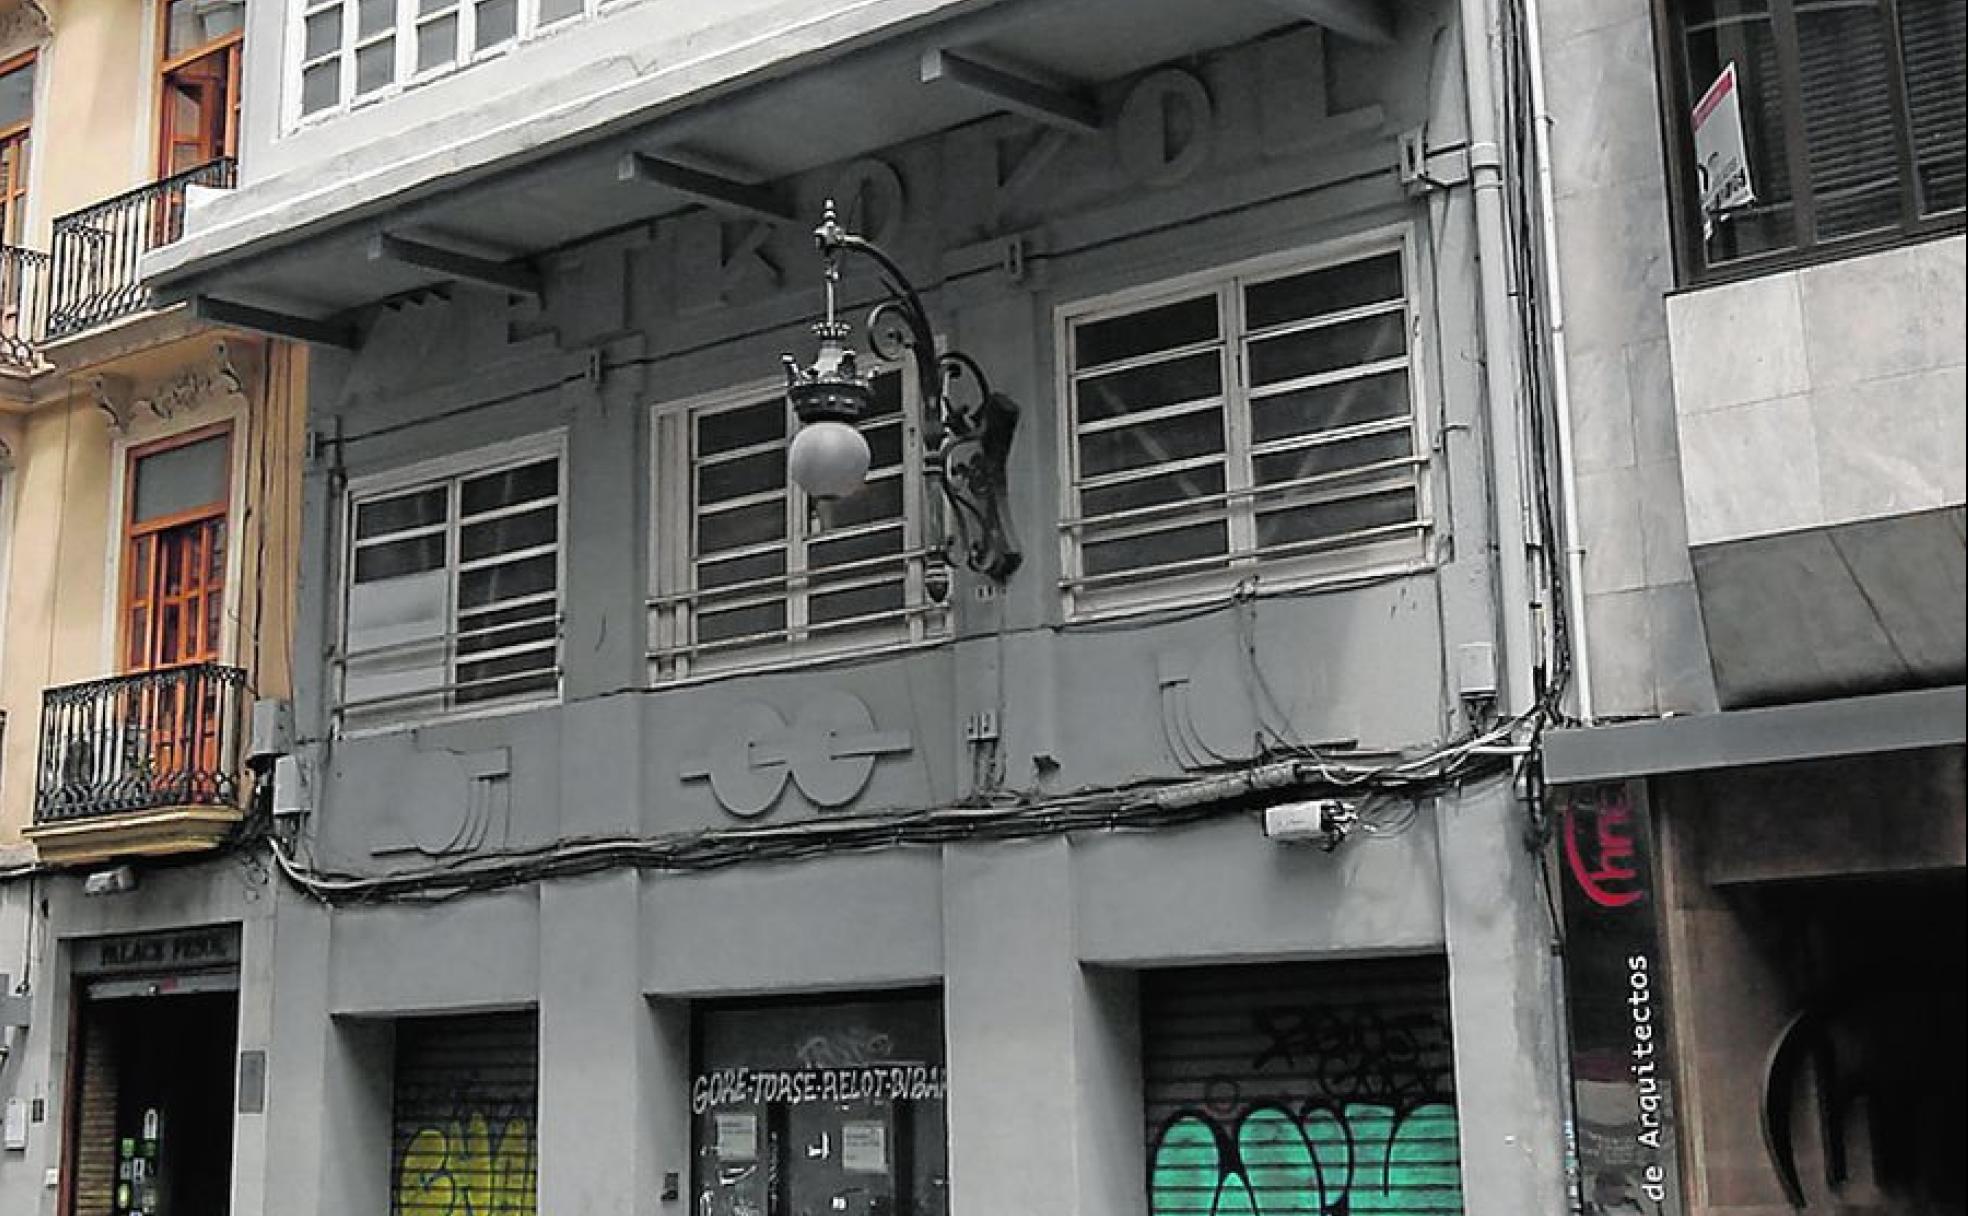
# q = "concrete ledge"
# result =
<box><xmin>1543</xmin><ymin>684</ymin><xmax>1966</xmax><ymax>784</ymax></box>
<box><xmin>24</xmin><ymin>805</ymin><xmax>245</xmax><ymax>867</ymax></box>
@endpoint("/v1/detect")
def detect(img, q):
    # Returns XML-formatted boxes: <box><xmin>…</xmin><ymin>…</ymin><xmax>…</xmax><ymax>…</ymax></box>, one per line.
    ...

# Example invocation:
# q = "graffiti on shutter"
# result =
<box><xmin>391</xmin><ymin>1010</ymin><xmax>539</xmax><ymax>1216</ymax></box>
<box><xmin>1144</xmin><ymin>957</ymin><xmax>1464</xmax><ymax>1215</ymax></box>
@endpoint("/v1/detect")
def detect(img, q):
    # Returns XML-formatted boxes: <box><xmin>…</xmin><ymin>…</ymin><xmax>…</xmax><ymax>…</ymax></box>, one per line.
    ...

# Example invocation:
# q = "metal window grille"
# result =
<box><xmin>340</xmin><ymin>444</ymin><xmax>563</xmax><ymax>730</ymax></box>
<box><xmin>1660</xmin><ymin>0</ymin><xmax>1966</xmax><ymax>280</ymax></box>
<box><xmin>1061</xmin><ymin>243</ymin><xmax>1429</xmax><ymax>615</ymax></box>
<box><xmin>648</xmin><ymin>369</ymin><xmax>946</xmax><ymax>682</ymax></box>
<box><xmin>292</xmin><ymin>0</ymin><xmax>617</xmax><ymax>119</ymax></box>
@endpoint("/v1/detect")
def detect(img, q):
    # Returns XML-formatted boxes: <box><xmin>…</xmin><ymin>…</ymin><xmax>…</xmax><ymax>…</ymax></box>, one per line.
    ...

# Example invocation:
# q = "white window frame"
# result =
<box><xmin>286</xmin><ymin>0</ymin><xmax>619</xmax><ymax>128</ymax></box>
<box><xmin>336</xmin><ymin>430</ymin><xmax>567</xmax><ymax>734</ymax></box>
<box><xmin>646</xmin><ymin>371</ymin><xmax>948</xmax><ymax>685</ymax></box>
<box><xmin>1055</xmin><ymin>227</ymin><xmax>1434</xmax><ymax>619</ymax></box>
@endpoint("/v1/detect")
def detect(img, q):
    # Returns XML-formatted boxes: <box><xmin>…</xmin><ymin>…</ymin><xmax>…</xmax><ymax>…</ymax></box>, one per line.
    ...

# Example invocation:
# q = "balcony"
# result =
<box><xmin>0</xmin><ymin>243</ymin><xmax>50</xmax><ymax>372</ymax></box>
<box><xmin>0</xmin><ymin>158</ymin><xmax>236</xmax><ymax>374</ymax></box>
<box><xmin>25</xmin><ymin>663</ymin><xmax>249</xmax><ymax>866</ymax></box>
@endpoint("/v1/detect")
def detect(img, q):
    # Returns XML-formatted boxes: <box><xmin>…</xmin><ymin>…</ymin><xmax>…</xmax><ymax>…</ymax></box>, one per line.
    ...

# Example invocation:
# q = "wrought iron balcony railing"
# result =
<box><xmin>44</xmin><ymin>157</ymin><xmax>237</xmax><ymax>343</ymax></box>
<box><xmin>33</xmin><ymin>663</ymin><xmax>247</xmax><ymax>825</ymax></box>
<box><xmin>0</xmin><ymin>243</ymin><xmax>51</xmax><ymax>372</ymax></box>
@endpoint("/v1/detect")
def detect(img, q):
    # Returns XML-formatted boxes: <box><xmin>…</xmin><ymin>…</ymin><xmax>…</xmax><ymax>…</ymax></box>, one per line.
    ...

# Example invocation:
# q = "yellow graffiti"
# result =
<box><xmin>395</xmin><ymin>1114</ymin><xmax>537</xmax><ymax>1216</ymax></box>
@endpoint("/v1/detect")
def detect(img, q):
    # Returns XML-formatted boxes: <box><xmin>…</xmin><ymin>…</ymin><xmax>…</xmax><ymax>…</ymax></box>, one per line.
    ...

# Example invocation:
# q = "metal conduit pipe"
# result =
<box><xmin>1517</xmin><ymin>0</ymin><xmax>1597</xmax><ymax>724</ymax></box>
<box><xmin>1456</xmin><ymin>0</ymin><xmax>1541</xmax><ymax>717</ymax></box>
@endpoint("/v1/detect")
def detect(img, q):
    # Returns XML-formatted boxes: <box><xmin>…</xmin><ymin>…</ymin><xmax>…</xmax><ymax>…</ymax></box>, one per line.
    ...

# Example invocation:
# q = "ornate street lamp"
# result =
<box><xmin>783</xmin><ymin>202</ymin><xmax>1022</xmax><ymax>595</ymax></box>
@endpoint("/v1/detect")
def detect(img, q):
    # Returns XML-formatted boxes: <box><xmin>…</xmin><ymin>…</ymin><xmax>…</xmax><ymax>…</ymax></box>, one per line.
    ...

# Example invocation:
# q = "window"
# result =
<box><xmin>340</xmin><ymin>438</ymin><xmax>563</xmax><ymax>730</ymax></box>
<box><xmin>648</xmin><ymin>370</ymin><xmax>945</xmax><ymax>681</ymax></box>
<box><xmin>692</xmin><ymin>993</ymin><xmax>948</xmax><ymax>1216</ymax></box>
<box><xmin>1660</xmin><ymin>0</ymin><xmax>1966</xmax><ymax>278</ymax></box>
<box><xmin>0</xmin><ymin>51</ymin><xmax>33</xmax><ymax>246</ymax></box>
<box><xmin>158</xmin><ymin>0</ymin><xmax>244</xmax><ymax>181</ymax></box>
<box><xmin>1059</xmin><ymin>240</ymin><xmax>1429</xmax><ymax>615</ymax></box>
<box><xmin>293</xmin><ymin>0</ymin><xmax>613</xmax><ymax>119</ymax></box>
<box><xmin>124</xmin><ymin>427</ymin><xmax>232</xmax><ymax>674</ymax></box>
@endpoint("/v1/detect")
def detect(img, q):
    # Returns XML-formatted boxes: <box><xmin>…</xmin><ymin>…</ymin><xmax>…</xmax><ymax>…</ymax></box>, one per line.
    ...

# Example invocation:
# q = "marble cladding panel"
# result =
<box><xmin>1677</xmin><ymin>394</ymin><xmax>1824</xmax><ymax>546</ymax></box>
<box><xmin>1670</xmin><ymin>237</ymin><xmax>1966</xmax><ymax>547</ymax></box>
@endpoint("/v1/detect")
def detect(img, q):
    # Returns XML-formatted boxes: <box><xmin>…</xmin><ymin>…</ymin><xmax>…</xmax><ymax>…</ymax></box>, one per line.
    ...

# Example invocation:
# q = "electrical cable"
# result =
<box><xmin>266</xmin><ymin>707</ymin><xmax>1536</xmax><ymax>906</ymax></box>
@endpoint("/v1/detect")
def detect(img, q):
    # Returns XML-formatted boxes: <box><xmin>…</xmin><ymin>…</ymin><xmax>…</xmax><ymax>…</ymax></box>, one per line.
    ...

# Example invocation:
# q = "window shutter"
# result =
<box><xmin>391</xmin><ymin>1012</ymin><xmax>539</xmax><ymax>1216</ymax></box>
<box><xmin>1144</xmin><ymin>958</ymin><xmax>1464</xmax><ymax>1215</ymax></box>
<box><xmin>1899</xmin><ymin>0</ymin><xmax>1967</xmax><ymax>215</ymax></box>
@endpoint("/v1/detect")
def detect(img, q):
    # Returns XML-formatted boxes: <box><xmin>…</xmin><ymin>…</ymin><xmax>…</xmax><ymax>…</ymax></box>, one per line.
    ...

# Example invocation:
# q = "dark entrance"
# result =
<box><xmin>65</xmin><ymin>928</ymin><xmax>241</xmax><ymax>1216</ymax></box>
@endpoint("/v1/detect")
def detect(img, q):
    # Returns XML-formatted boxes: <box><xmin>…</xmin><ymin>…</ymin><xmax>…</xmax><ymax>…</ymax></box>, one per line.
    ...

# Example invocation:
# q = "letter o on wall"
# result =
<box><xmin>1118</xmin><ymin>68</ymin><xmax>1214</xmax><ymax>187</ymax></box>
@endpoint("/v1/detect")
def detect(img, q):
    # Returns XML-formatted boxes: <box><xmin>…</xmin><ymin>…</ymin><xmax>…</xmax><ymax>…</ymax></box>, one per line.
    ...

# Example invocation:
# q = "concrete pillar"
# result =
<box><xmin>1436</xmin><ymin>775</ymin><xmax>1571</xmax><ymax>1215</ymax></box>
<box><xmin>943</xmin><ymin>838</ymin><xmax>1141</xmax><ymax>1216</ymax></box>
<box><xmin>266</xmin><ymin>890</ymin><xmax>391</xmax><ymax>1216</ymax></box>
<box><xmin>538</xmin><ymin>871</ymin><xmax>653</xmax><ymax>1215</ymax></box>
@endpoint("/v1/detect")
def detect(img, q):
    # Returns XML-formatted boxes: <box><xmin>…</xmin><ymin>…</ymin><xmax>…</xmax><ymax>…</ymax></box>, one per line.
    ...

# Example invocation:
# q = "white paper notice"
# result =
<box><xmin>841</xmin><ymin>1120</ymin><xmax>888</xmax><ymax>1174</ymax></box>
<box><xmin>714</xmin><ymin>1112</ymin><xmax>758</xmax><ymax>1162</ymax></box>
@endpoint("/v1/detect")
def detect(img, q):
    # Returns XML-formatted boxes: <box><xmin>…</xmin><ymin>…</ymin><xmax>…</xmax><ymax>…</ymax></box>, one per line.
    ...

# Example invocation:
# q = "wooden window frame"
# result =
<box><xmin>0</xmin><ymin>49</ymin><xmax>36</xmax><ymax>247</ymax></box>
<box><xmin>1054</xmin><ymin>231</ymin><xmax>1433</xmax><ymax>621</ymax></box>
<box><xmin>1651</xmin><ymin>0</ymin><xmax>1967</xmax><ymax>287</ymax></box>
<box><xmin>120</xmin><ymin>421</ymin><xmax>233</xmax><ymax>675</ymax></box>
<box><xmin>155</xmin><ymin>0</ymin><xmax>244</xmax><ymax>181</ymax></box>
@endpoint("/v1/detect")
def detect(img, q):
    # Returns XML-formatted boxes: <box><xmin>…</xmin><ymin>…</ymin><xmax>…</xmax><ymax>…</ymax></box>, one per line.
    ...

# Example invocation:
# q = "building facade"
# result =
<box><xmin>0</xmin><ymin>1</ymin><xmax>306</xmax><ymax>1213</ymax></box>
<box><xmin>112</xmin><ymin>0</ymin><xmax>1601</xmax><ymax>1213</ymax></box>
<box><xmin>1533</xmin><ymin>0</ymin><xmax>1965</xmax><ymax>1211</ymax></box>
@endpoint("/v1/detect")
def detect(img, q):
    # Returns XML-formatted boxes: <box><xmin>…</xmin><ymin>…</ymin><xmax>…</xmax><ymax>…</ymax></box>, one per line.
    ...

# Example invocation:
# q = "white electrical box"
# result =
<box><xmin>3</xmin><ymin>1098</ymin><xmax>27</xmax><ymax>1150</ymax></box>
<box><xmin>272</xmin><ymin>754</ymin><xmax>309</xmax><ymax>819</ymax></box>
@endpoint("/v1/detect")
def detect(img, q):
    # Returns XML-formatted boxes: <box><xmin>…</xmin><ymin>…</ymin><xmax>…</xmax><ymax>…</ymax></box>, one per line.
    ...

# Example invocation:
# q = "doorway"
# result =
<box><xmin>67</xmin><ymin>989</ymin><xmax>238</xmax><ymax>1216</ymax></box>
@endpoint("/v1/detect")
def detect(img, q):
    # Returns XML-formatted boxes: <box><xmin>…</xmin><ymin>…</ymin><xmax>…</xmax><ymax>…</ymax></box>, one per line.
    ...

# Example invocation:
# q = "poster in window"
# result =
<box><xmin>840</xmin><ymin>1120</ymin><xmax>888</xmax><ymax>1175</ymax></box>
<box><xmin>713</xmin><ymin>1112</ymin><xmax>758</xmax><ymax>1163</ymax></box>
<box><xmin>1693</xmin><ymin>62</ymin><xmax>1755</xmax><ymax>238</ymax></box>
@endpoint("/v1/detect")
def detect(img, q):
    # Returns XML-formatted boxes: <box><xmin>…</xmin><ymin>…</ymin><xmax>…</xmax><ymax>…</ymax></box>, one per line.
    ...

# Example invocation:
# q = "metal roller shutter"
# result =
<box><xmin>1144</xmin><ymin>957</ymin><xmax>1464</xmax><ymax>1215</ymax></box>
<box><xmin>390</xmin><ymin>1010</ymin><xmax>539</xmax><ymax>1216</ymax></box>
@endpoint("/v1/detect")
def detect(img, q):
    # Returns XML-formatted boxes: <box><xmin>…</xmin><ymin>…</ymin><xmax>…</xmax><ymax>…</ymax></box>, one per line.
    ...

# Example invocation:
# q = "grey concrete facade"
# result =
<box><xmin>9</xmin><ymin>3</ymin><xmax>1584</xmax><ymax>1215</ymax></box>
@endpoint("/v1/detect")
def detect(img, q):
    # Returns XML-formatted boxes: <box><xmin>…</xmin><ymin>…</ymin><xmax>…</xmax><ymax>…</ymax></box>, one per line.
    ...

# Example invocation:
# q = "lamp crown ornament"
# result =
<box><xmin>780</xmin><ymin>200</ymin><xmax>1022</xmax><ymax>587</ymax></box>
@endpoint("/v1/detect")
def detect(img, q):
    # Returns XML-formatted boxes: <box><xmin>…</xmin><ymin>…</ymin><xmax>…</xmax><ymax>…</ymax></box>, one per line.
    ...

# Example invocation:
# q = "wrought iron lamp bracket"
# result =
<box><xmin>808</xmin><ymin>204</ymin><xmax>1023</xmax><ymax>587</ymax></box>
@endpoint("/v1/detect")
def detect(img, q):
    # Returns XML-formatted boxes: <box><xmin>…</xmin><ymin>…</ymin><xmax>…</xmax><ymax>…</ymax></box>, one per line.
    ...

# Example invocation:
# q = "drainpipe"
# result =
<box><xmin>1455</xmin><ymin>0</ymin><xmax>1539</xmax><ymax>717</ymax></box>
<box><xmin>1516</xmin><ymin>0</ymin><xmax>1596</xmax><ymax>724</ymax></box>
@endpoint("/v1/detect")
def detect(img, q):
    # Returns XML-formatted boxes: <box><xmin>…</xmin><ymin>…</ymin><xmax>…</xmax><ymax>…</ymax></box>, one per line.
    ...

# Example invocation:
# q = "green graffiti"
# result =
<box><xmin>395</xmin><ymin>1114</ymin><xmax>538</xmax><ymax>1216</ymax></box>
<box><xmin>1150</xmin><ymin>1103</ymin><xmax>1463</xmax><ymax>1215</ymax></box>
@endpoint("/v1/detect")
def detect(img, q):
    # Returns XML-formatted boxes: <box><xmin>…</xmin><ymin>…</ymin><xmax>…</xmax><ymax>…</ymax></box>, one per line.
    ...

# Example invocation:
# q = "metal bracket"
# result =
<box><xmin>1399</xmin><ymin>128</ymin><xmax>1472</xmax><ymax>196</ymax></box>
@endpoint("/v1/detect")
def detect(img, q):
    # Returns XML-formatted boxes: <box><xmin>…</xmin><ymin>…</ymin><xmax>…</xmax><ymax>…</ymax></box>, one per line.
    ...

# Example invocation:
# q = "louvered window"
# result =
<box><xmin>340</xmin><ymin>436</ymin><xmax>563</xmax><ymax>730</ymax></box>
<box><xmin>648</xmin><ymin>370</ymin><xmax>946</xmax><ymax>681</ymax></box>
<box><xmin>1664</xmin><ymin>0</ymin><xmax>1966</xmax><ymax>278</ymax></box>
<box><xmin>1060</xmin><ymin>239</ymin><xmax>1430</xmax><ymax>616</ymax></box>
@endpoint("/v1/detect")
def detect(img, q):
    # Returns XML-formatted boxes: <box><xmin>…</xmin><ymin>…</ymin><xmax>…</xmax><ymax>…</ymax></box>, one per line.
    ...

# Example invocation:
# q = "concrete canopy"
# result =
<box><xmin>142</xmin><ymin>0</ymin><xmax>1396</xmax><ymax>331</ymax></box>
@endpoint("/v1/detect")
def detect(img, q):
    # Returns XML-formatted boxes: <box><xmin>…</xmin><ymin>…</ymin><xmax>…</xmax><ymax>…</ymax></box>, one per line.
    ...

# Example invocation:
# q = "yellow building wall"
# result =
<box><xmin>15</xmin><ymin>0</ymin><xmax>153</xmax><ymax>247</ymax></box>
<box><xmin>0</xmin><ymin>337</ymin><xmax>308</xmax><ymax>847</ymax></box>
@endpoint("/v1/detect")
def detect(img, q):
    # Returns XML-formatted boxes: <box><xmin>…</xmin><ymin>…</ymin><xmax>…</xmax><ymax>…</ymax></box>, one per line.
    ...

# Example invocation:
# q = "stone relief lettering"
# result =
<box><xmin>829</xmin><ymin>158</ymin><xmax>907</xmax><ymax>246</ymax></box>
<box><xmin>675</xmin><ymin>212</ymin><xmax>783</xmax><ymax>313</ymax></box>
<box><xmin>679</xmin><ymin>691</ymin><xmax>911</xmax><ymax>818</ymax></box>
<box><xmin>1117</xmin><ymin>68</ymin><xmax>1214</xmax><ymax>187</ymax></box>
<box><xmin>1256</xmin><ymin>26</ymin><xmax>1386</xmax><ymax>155</ymax></box>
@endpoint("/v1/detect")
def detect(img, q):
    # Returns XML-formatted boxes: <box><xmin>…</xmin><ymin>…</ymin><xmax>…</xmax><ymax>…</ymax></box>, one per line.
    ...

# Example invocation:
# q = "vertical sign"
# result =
<box><xmin>1693</xmin><ymin>63</ymin><xmax>1755</xmax><ymax>239</ymax></box>
<box><xmin>1557</xmin><ymin>782</ymin><xmax>1684</xmax><ymax>1216</ymax></box>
